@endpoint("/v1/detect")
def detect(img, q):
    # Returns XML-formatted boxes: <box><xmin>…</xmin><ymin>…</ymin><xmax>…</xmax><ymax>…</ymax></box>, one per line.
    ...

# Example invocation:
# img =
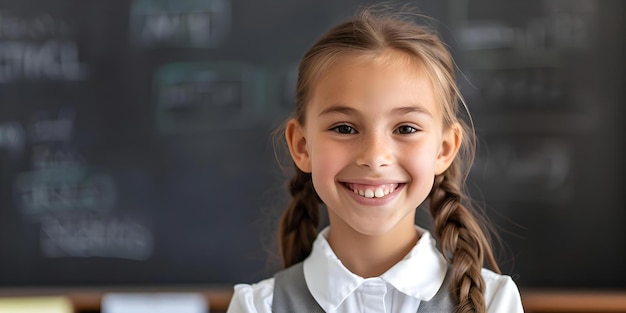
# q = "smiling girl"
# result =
<box><xmin>227</xmin><ymin>6</ymin><xmax>524</xmax><ymax>313</ymax></box>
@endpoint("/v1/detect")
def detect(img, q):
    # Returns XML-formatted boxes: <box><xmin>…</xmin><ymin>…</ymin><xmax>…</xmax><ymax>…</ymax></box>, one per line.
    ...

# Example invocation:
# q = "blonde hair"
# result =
<box><xmin>278</xmin><ymin>6</ymin><xmax>500</xmax><ymax>313</ymax></box>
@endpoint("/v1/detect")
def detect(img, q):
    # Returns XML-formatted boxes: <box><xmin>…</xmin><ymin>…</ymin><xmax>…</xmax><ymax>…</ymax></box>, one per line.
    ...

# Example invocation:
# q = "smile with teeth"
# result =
<box><xmin>345</xmin><ymin>183</ymin><xmax>400</xmax><ymax>198</ymax></box>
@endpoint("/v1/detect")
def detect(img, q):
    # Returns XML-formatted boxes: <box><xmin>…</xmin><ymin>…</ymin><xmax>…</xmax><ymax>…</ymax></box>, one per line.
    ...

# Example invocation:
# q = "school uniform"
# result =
<box><xmin>227</xmin><ymin>226</ymin><xmax>524</xmax><ymax>313</ymax></box>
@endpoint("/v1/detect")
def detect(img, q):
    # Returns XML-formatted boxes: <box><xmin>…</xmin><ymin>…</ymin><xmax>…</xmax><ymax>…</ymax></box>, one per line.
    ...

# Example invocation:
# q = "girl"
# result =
<box><xmin>227</xmin><ymin>6</ymin><xmax>524</xmax><ymax>313</ymax></box>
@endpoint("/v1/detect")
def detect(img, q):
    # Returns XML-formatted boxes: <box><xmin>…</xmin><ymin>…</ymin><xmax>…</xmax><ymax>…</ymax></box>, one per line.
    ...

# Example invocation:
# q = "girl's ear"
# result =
<box><xmin>286</xmin><ymin>119</ymin><xmax>312</xmax><ymax>173</ymax></box>
<box><xmin>435</xmin><ymin>123</ymin><xmax>462</xmax><ymax>175</ymax></box>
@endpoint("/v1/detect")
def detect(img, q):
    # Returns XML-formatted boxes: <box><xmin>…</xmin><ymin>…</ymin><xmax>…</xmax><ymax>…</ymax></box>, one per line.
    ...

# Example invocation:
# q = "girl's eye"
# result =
<box><xmin>330</xmin><ymin>124</ymin><xmax>357</xmax><ymax>134</ymax></box>
<box><xmin>396</xmin><ymin>125</ymin><xmax>418</xmax><ymax>134</ymax></box>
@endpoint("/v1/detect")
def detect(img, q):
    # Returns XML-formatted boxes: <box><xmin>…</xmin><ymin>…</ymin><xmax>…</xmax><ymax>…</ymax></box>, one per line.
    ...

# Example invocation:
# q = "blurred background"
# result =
<box><xmin>0</xmin><ymin>0</ymin><xmax>624</xmax><ymax>311</ymax></box>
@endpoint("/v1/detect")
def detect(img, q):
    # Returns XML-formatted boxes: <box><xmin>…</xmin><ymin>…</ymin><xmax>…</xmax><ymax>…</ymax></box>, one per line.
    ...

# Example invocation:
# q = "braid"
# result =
<box><xmin>278</xmin><ymin>168</ymin><xmax>321</xmax><ymax>268</ymax></box>
<box><xmin>429</xmin><ymin>160</ymin><xmax>499</xmax><ymax>313</ymax></box>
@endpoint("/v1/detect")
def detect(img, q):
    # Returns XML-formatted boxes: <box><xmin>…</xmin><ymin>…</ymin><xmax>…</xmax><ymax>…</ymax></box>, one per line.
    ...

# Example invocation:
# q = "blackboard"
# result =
<box><xmin>0</xmin><ymin>0</ymin><xmax>624</xmax><ymax>289</ymax></box>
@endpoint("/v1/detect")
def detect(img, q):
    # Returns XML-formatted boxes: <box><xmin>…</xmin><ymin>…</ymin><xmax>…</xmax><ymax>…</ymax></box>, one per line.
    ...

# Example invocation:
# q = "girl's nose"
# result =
<box><xmin>355</xmin><ymin>134</ymin><xmax>393</xmax><ymax>168</ymax></box>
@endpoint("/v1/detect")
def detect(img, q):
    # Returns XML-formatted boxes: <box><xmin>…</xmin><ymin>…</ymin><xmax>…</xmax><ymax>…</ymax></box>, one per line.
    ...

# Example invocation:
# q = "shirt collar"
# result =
<box><xmin>303</xmin><ymin>226</ymin><xmax>448</xmax><ymax>312</ymax></box>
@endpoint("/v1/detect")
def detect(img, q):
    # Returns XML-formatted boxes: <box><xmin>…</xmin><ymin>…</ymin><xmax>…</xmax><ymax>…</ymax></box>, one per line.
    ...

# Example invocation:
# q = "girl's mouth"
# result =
<box><xmin>343</xmin><ymin>183</ymin><xmax>403</xmax><ymax>198</ymax></box>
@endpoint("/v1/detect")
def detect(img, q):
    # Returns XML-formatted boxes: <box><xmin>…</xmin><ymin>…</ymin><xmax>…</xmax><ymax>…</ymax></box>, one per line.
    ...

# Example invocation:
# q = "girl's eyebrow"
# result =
<box><xmin>391</xmin><ymin>105</ymin><xmax>433</xmax><ymax>117</ymax></box>
<box><xmin>318</xmin><ymin>104</ymin><xmax>432</xmax><ymax>117</ymax></box>
<box><xmin>318</xmin><ymin>105</ymin><xmax>358</xmax><ymax>117</ymax></box>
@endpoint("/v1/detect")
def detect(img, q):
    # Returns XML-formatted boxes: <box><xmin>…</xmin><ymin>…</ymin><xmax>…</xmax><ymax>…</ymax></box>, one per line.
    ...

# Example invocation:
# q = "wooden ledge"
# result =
<box><xmin>521</xmin><ymin>289</ymin><xmax>626</xmax><ymax>312</ymax></box>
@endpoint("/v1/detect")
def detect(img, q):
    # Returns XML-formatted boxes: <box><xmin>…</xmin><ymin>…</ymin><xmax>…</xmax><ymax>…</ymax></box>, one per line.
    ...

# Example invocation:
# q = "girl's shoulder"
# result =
<box><xmin>480</xmin><ymin>268</ymin><xmax>525</xmax><ymax>312</ymax></box>
<box><xmin>226</xmin><ymin>278</ymin><xmax>275</xmax><ymax>313</ymax></box>
<box><xmin>481</xmin><ymin>267</ymin><xmax>519</xmax><ymax>290</ymax></box>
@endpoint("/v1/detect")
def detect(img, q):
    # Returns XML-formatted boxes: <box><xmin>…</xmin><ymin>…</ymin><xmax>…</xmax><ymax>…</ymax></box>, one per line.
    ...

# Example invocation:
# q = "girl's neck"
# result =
<box><xmin>326</xmin><ymin>220</ymin><xmax>420</xmax><ymax>278</ymax></box>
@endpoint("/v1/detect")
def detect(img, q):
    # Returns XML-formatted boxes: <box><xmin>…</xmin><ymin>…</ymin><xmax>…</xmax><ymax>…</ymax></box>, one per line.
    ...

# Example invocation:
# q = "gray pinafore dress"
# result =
<box><xmin>272</xmin><ymin>262</ymin><xmax>455</xmax><ymax>313</ymax></box>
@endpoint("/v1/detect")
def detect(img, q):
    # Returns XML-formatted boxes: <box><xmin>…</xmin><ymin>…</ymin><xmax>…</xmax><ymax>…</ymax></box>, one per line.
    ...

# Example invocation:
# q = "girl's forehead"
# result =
<box><xmin>305</xmin><ymin>49</ymin><xmax>442</xmax><ymax>118</ymax></box>
<box><xmin>340</xmin><ymin>48</ymin><xmax>428</xmax><ymax>74</ymax></box>
<box><xmin>313</xmin><ymin>48</ymin><xmax>435</xmax><ymax>95</ymax></box>
<box><xmin>310</xmin><ymin>49</ymin><xmax>434</xmax><ymax>93</ymax></box>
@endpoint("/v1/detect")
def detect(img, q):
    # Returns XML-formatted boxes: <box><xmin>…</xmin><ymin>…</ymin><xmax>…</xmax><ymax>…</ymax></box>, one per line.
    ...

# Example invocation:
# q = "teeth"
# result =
<box><xmin>348</xmin><ymin>183</ymin><xmax>398</xmax><ymax>198</ymax></box>
<box><xmin>374</xmin><ymin>188</ymin><xmax>384</xmax><ymax>198</ymax></box>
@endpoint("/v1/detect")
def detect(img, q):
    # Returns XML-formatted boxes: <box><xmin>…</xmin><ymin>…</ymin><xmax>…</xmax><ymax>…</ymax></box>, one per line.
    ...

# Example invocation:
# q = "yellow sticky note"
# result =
<box><xmin>0</xmin><ymin>296</ymin><xmax>73</xmax><ymax>313</ymax></box>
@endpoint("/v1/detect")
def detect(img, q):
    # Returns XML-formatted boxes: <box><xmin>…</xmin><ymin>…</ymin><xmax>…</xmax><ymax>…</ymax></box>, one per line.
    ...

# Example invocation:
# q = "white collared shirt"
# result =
<box><xmin>227</xmin><ymin>227</ymin><xmax>524</xmax><ymax>313</ymax></box>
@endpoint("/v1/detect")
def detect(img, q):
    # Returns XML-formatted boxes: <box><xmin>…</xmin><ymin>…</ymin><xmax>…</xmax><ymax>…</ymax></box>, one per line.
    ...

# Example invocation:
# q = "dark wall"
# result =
<box><xmin>0</xmin><ymin>0</ymin><xmax>623</xmax><ymax>288</ymax></box>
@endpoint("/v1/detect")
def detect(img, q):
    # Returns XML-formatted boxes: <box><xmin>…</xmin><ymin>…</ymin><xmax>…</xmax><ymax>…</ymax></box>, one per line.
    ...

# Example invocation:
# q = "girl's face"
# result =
<box><xmin>287</xmin><ymin>50</ymin><xmax>460</xmax><ymax>238</ymax></box>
